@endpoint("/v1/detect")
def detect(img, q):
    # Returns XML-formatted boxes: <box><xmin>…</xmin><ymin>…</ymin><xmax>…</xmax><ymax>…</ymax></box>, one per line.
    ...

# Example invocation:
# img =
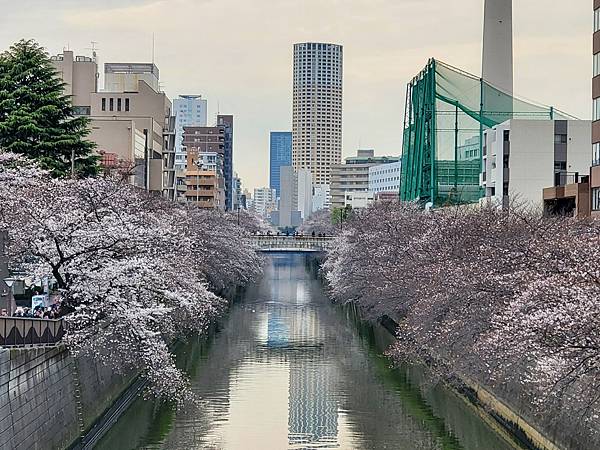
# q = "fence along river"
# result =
<box><xmin>97</xmin><ymin>253</ymin><xmax>517</xmax><ymax>450</ymax></box>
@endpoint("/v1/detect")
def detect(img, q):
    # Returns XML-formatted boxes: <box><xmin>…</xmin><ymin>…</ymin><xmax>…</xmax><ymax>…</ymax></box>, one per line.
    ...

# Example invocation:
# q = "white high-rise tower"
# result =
<box><xmin>482</xmin><ymin>0</ymin><xmax>513</xmax><ymax>94</ymax></box>
<box><xmin>292</xmin><ymin>43</ymin><xmax>343</xmax><ymax>186</ymax></box>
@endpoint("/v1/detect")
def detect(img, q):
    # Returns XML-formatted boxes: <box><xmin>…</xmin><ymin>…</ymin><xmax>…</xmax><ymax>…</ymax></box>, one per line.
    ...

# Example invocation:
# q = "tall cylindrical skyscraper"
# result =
<box><xmin>292</xmin><ymin>42</ymin><xmax>343</xmax><ymax>186</ymax></box>
<box><xmin>482</xmin><ymin>0</ymin><xmax>513</xmax><ymax>94</ymax></box>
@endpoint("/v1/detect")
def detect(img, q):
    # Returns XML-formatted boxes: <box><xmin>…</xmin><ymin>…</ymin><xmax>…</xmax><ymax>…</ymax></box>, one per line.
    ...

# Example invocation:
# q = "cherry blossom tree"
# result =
<box><xmin>324</xmin><ymin>199</ymin><xmax>600</xmax><ymax>436</ymax></box>
<box><xmin>0</xmin><ymin>151</ymin><xmax>262</xmax><ymax>403</ymax></box>
<box><xmin>298</xmin><ymin>209</ymin><xmax>339</xmax><ymax>236</ymax></box>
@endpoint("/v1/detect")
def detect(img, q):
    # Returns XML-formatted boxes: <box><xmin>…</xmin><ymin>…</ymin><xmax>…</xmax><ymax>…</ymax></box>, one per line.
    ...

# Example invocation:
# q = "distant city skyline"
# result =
<box><xmin>0</xmin><ymin>0</ymin><xmax>591</xmax><ymax>190</ymax></box>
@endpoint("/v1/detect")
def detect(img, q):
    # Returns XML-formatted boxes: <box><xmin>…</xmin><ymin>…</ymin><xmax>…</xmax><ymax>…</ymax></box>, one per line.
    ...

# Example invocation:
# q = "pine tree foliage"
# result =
<box><xmin>0</xmin><ymin>39</ymin><xmax>99</xmax><ymax>177</ymax></box>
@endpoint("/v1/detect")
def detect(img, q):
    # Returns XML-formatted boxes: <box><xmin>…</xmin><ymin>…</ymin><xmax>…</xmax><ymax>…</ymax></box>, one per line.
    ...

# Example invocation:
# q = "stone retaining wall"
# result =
<box><xmin>0</xmin><ymin>346</ymin><xmax>132</xmax><ymax>450</ymax></box>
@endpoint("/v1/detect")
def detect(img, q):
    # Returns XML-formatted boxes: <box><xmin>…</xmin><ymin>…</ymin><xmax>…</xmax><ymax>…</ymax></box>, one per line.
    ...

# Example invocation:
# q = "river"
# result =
<box><xmin>97</xmin><ymin>253</ymin><xmax>517</xmax><ymax>450</ymax></box>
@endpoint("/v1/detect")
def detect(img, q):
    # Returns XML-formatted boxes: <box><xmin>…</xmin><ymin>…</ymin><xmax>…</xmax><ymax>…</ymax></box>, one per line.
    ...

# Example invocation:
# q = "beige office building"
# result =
<box><xmin>292</xmin><ymin>42</ymin><xmax>343</xmax><ymax>186</ymax></box>
<box><xmin>330</xmin><ymin>150</ymin><xmax>399</xmax><ymax>209</ymax></box>
<box><xmin>51</xmin><ymin>50</ymin><xmax>98</xmax><ymax>116</ymax></box>
<box><xmin>52</xmin><ymin>52</ymin><xmax>176</xmax><ymax>200</ymax></box>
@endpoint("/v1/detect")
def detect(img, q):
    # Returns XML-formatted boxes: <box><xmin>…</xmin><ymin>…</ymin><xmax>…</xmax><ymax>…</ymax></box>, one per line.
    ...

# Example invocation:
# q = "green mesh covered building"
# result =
<box><xmin>400</xmin><ymin>59</ymin><xmax>572</xmax><ymax>206</ymax></box>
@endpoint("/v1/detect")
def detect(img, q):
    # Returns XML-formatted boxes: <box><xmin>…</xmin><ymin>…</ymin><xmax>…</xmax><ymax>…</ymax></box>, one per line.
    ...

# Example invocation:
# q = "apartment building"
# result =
<box><xmin>592</xmin><ymin>2</ymin><xmax>600</xmax><ymax>215</ymax></box>
<box><xmin>482</xmin><ymin>119</ymin><xmax>590</xmax><ymax>210</ymax></box>
<box><xmin>182</xmin><ymin>125</ymin><xmax>226</xmax><ymax>210</ymax></box>
<box><xmin>185</xmin><ymin>149</ymin><xmax>224</xmax><ymax>209</ymax></box>
<box><xmin>253</xmin><ymin>187</ymin><xmax>277</xmax><ymax>218</ymax></box>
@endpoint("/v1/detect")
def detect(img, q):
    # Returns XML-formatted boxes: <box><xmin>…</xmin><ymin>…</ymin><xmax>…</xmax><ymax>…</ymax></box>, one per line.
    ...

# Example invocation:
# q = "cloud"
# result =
<box><xmin>0</xmin><ymin>0</ymin><xmax>593</xmax><ymax>190</ymax></box>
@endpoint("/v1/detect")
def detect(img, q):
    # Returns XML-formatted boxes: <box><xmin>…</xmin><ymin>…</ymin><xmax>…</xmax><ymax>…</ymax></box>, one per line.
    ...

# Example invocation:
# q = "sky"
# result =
<box><xmin>0</xmin><ymin>0</ymin><xmax>592</xmax><ymax>190</ymax></box>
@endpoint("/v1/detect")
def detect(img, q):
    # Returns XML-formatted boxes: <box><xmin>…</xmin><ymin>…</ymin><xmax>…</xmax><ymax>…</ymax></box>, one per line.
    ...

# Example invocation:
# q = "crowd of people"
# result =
<box><xmin>1</xmin><ymin>304</ymin><xmax>61</xmax><ymax>319</ymax></box>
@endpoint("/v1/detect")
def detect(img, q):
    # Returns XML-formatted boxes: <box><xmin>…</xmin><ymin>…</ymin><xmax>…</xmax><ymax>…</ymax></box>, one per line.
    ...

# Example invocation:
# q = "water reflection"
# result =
<box><xmin>97</xmin><ymin>254</ymin><xmax>516</xmax><ymax>450</ymax></box>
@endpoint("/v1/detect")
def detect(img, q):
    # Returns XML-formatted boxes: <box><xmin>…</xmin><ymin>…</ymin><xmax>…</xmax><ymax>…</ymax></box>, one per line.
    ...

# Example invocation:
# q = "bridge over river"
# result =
<box><xmin>96</xmin><ymin>253</ymin><xmax>518</xmax><ymax>450</ymax></box>
<box><xmin>251</xmin><ymin>235</ymin><xmax>335</xmax><ymax>252</ymax></box>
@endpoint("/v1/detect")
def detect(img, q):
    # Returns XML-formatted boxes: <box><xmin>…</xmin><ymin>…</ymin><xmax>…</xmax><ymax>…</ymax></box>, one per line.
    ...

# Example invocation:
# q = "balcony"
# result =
<box><xmin>188</xmin><ymin>199</ymin><xmax>215</xmax><ymax>208</ymax></box>
<box><xmin>185</xmin><ymin>189</ymin><xmax>215</xmax><ymax>197</ymax></box>
<box><xmin>543</xmin><ymin>175</ymin><xmax>590</xmax><ymax>218</ymax></box>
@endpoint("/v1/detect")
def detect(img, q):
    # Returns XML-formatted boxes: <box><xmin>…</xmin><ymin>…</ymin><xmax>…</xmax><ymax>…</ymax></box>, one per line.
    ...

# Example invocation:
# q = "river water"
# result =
<box><xmin>97</xmin><ymin>253</ymin><xmax>516</xmax><ymax>450</ymax></box>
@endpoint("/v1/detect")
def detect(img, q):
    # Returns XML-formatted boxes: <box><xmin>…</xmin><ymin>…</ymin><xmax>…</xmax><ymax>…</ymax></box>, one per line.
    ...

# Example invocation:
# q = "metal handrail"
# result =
<box><xmin>252</xmin><ymin>236</ymin><xmax>335</xmax><ymax>251</ymax></box>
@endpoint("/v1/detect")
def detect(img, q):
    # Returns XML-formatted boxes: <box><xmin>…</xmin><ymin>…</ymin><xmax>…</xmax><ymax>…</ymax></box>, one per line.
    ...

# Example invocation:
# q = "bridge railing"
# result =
<box><xmin>0</xmin><ymin>317</ymin><xmax>65</xmax><ymax>348</ymax></box>
<box><xmin>252</xmin><ymin>235</ymin><xmax>335</xmax><ymax>250</ymax></box>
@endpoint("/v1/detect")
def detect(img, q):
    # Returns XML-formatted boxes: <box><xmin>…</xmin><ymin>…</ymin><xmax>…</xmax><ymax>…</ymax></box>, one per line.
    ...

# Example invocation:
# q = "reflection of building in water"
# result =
<box><xmin>267</xmin><ymin>310</ymin><xmax>289</xmax><ymax>348</ymax></box>
<box><xmin>287</xmin><ymin>305</ymin><xmax>339</xmax><ymax>446</ymax></box>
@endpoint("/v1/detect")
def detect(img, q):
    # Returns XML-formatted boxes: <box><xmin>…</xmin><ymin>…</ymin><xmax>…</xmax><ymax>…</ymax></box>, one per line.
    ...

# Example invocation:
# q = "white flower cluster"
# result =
<box><xmin>324</xmin><ymin>200</ymin><xmax>600</xmax><ymax>437</ymax></box>
<box><xmin>0</xmin><ymin>151</ymin><xmax>263</xmax><ymax>405</ymax></box>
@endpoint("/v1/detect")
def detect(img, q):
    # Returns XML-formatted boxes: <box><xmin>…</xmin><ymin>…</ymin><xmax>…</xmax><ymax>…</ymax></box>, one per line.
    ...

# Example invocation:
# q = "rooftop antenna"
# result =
<box><xmin>86</xmin><ymin>41</ymin><xmax>99</xmax><ymax>63</ymax></box>
<box><xmin>152</xmin><ymin>33</ymin><xmax>155</xmax><ymax>64</ymax></box>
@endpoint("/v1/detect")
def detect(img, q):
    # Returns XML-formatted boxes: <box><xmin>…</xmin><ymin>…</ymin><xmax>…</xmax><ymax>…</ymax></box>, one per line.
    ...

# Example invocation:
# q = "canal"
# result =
<box><xmin>97</xmin><ymin>253</ymin><xmax>516</xmax><ymax>450</ymax></box>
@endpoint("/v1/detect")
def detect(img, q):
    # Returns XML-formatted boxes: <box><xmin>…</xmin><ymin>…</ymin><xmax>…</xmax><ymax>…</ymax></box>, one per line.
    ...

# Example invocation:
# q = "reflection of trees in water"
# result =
<box><xmin>98</xmin><ymin>254</ymin><xmax>514</xmax><ymax>450</ymax></box>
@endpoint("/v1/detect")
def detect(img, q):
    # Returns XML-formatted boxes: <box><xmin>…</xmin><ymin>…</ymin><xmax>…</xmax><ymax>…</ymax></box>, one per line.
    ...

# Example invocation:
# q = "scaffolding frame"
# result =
<box><xmin>400</xmin><ymin>59</ymin><xmax>574</xmax><ymax>206</ymax></box>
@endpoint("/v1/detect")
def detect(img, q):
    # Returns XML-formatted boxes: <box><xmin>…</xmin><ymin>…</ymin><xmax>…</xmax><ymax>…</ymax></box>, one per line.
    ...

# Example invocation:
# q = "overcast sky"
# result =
<box><xmin>0</xmin><ymin>0</ymin><xmax>592</xmax><ymax>190</ymax></box>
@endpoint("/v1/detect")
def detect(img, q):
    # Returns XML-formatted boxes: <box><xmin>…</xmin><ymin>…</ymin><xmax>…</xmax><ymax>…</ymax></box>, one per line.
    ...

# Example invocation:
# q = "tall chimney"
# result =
<box><xmin>482</xmin><ymin>0</ymin><xmax>513</xmax><ymax>94</ymax></box>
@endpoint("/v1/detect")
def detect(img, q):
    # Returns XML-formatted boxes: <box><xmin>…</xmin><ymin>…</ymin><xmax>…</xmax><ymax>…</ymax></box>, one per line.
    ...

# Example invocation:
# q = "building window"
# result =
<box><xmin>593</xmin><ymin>143</ymin><xmax>600</xmax><ymax>166</ymax></box>
<box><xmin>595</xmin><ymin>8</ymin><xmax>600</xmax><ymax>32</ymax></box>
<box><xmin>117</xmin><ymin>98</ymin><xmax>122</xmax><ymax>112</ymax></box>
<box><xmin>503</xmin><ymin>130</ymin><xmax>510</xmax><ymax>142</ymax></box>
<box><xmin>595</xmin><ymin>98</ymin><xmax>600</xmax><ymax>121</ymax></box>
<box><xmin>101</xmin><ymin>98</ymin><xmax>106</xmax><ymax>111</ymax></box>
<box><xmin>593</xmin><ymin>188</ymin><xmax>600</xmax><ymax>211</ymax></box>
<box><xmin>595</xmin><ymin>53</ymin><xmax>600</xmax><ymax>77</ymax></box>
<box><xmin>109</xmin><ymin>98</ymin><xmax>114</xmax><ymax>112</ymax></box>
<box><xmin>125</xmin><ymin>98</ymin><xmax>130</xmax><ymax>111</ymax></box>
<box><xmin>554</xmin><ymin>134</ymin><xmax>567</xmax><ymax>144</ymax></box>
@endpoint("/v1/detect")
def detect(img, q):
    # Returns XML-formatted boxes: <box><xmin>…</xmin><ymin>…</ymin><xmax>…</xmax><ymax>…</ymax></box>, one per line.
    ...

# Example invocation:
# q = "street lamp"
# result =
<box><xmin>3</xmin><ymin>278</ymin><xmax>15</xmax><ymax>316</ymax></box>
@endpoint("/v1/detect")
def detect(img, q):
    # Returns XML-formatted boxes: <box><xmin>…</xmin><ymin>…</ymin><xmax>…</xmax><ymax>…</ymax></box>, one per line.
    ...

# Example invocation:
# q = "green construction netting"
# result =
<box><xmin>400</xmin><ymin>59</ymin><xmax>575</xmax><ymax>206</ymax></box>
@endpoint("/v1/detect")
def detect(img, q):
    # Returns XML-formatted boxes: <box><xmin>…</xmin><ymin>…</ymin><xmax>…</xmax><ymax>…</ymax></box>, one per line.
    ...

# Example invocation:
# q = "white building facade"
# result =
<box><xmin>292</xmin><ymin>42</ymin><xmax>343</xmax><ymax>186</ymax></box>
<box><xmin>173</xmin><ymin>95</ymin><xmax>208</xmax><ymax>170</ymax></box>
<box><xmin>297</xmin><ymin>168</ymin><xmax>313</xmax><ymax>221</ymax></box>
<box><xmin>312</xmin><ymin>185</ymin><xmax>331</xmax><ymax>212</ymax></box>
<box><xmin>253</xmin><ymin>187</ymin><xmax>277</xmax><ymax>218</ymax></box>
<box><xmin>369</xmin><ymin>161</ymin><xmax>401</xmax><ymax>196</ymax></box>
<box><xmin>344</xmin><ymin>191</ymin><xmax>374</xmax><ymax>209</ymax></box>
<box><xmin>482</xmin><ymin>119</ymin><xmax>591</xmax><ymax>209</ymax></box>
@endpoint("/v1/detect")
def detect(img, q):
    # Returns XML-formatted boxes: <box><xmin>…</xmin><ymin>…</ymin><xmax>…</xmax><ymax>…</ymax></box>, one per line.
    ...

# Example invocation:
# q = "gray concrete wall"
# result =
<box><xmin>0</xmin><ymin>347</ymin><xmax>132</xmax><ymax>450</ymax></box>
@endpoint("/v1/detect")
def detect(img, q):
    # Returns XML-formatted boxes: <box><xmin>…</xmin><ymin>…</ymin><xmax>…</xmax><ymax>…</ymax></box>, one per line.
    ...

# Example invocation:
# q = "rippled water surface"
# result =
<box><xmin>97</xmin><ymin>253</ymin><xmax>515</xmax><ymax>450</ymax></box>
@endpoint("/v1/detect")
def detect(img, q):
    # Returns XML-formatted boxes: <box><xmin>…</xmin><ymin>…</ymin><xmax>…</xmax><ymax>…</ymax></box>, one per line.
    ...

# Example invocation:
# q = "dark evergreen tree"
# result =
<box><xmin>0</xmin><ymin>39</ymin><xmax>99</xmax><ymax>177</ymax></box>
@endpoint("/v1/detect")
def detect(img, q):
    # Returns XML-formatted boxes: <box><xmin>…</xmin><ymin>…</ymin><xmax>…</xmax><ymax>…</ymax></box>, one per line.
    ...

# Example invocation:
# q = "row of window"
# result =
<box><xmin>554</xmin><ymin>134</ymin><xmax>568</xmax><ymax>144</ymax></box>
<box><xmin>372</xmin><ymin>167</ymin><xmax>401</xmax><ymax>176</ymax></box>
<box><xmin>593</xmin><ymin>143</ymin><xmax>600</xmax><ymax>166</ymax></box>
<box><xmin>101</xmin><ymin>97</ymin><xmax>130</xmax><ymax>112</ymax></box>
<box><xmin>371</xmin><ymin>176</ymin><xmax>400</xmax><ymax>183</ymax></box>
<box><xmin>594</xmin><ymin>98</ymin><xmax>600</xmax><ymax>121</ymax></box>
<box><xmin>593</xmin><ymin>187</ymin><xmax>600</xmax><ymax>211</ymax></box>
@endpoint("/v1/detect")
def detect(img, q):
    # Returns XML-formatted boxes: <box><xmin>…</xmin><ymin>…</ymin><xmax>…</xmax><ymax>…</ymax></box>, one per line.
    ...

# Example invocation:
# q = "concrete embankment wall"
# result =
<box><xmin>376</xmin><ymin>312</ymin><xmax>594</xmax><ymax>450</ymax></box>
<box><xmin>0</xmin><ymin>346</ymin><xmax>132</xmax><ymax>450</ymax></box>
